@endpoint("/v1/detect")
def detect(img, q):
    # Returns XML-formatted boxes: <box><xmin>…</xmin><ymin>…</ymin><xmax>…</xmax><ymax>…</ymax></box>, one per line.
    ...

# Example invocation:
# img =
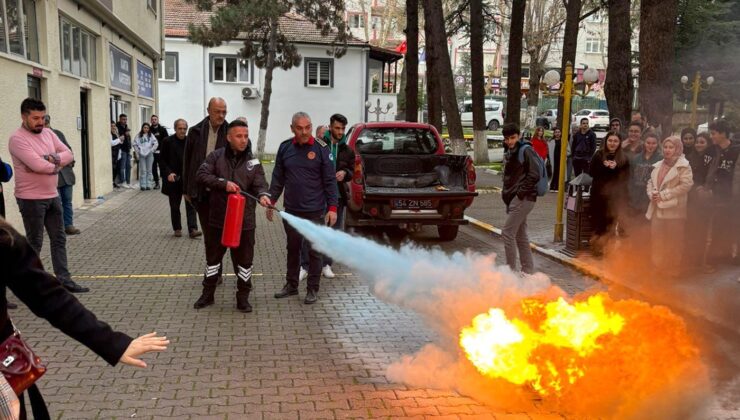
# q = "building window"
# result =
<box><xmin>60</xmin><ymin>16</ymin><xmax>97</xmax><ymax>79</ymax></box>
<box><xmin>139</xmin><ymin>105</ymin><xmax>152</xmax><ymax>128</ymax></box>
<box><xmin>158</xmin><ymin>51</ymin><xmax>178</xmax><ymax>81</ymax></box>
<box><xmin>585</xmin><ymin>37</ymin><xmax>604</xmax><ymax>53</ymax></box>
<box><xmin>305</xmin><ymin>58</ymin><xmax>333</xmax><ymax>88</ymax></box>
<box><xmin>0</xmin><ymin>0</ymin><xmax>39</xmax><ymax>61</ymax></box>
<box><xmin>349</xmin><ymin>14</ymin><xmax>365</xmax><ymax>28</ymax></box>
<box><xmin>210</xmin><ymin>55</ymin><xmax>251</xmax><ymax>83</ymax></box>
<box><xmin>147</xmin><ymin>0</ymin><xmax>157</xmax><ymax>14</ymax></box>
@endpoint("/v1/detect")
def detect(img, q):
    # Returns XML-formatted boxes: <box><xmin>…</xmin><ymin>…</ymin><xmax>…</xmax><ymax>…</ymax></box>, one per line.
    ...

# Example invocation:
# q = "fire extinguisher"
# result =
<box><xmin>221</xmin><ymin>193</ymin><xmax>246</xmax><ymax>248</ymax></box>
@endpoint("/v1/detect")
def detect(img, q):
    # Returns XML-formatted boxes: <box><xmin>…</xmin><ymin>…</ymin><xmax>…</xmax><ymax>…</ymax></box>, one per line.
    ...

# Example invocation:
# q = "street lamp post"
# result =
<box><xmin>366</xmin><ymin>99</ymin><xmax>393</xmax><ymax>122</ymax></box>
<box><xmin>681</xmin><ymin>71</ymin><xmax>714</xmax><ymax>130</ymax></box>
<box><xmin>540</xmin><ymin>61</ymin><xmax>599</xmax><ymax>243</ymax></box>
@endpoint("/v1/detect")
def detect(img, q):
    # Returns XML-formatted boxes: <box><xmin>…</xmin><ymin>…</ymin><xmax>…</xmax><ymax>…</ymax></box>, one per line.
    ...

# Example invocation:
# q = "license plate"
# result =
<box><xmin>392</xmin><ymin>199</ymin><xmax>435</xmax><ymax>209</ymax></box>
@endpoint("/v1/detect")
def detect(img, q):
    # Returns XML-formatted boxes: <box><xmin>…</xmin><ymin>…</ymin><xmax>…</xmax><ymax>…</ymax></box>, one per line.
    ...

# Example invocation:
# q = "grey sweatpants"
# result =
<box><xmin>502</xmin><ymin>197</ymin><xmax>535</xmax><ymax>274</ymax></box>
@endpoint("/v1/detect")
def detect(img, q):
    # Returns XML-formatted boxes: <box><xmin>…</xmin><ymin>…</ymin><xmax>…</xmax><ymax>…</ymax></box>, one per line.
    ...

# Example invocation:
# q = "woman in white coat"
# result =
<box><xmin>646</xmin><ymin>136</ymin><xmax>694</xmax><ymax>274</ymax></box>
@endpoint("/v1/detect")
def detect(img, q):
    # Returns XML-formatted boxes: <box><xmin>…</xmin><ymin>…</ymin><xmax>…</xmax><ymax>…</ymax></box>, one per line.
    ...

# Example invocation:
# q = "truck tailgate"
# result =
<box><xmin>364</xmin><ymin>185</ymin><xmax>478</xmax><ymax>199</ymax></box>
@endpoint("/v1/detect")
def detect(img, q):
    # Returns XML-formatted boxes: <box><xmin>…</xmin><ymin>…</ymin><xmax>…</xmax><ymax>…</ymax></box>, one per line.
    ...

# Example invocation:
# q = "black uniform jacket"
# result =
<box><xmin>334</xmin><ymin>142</ymin><xmax>355</xmax><ymax>203</ymax></box>
<box><xmin>159</xmin><ymin>134</ymin><xmax>187</xmax><ymax>196</ymax></box>
<box><xmin>0</xmin><ymin>221</ymin><xmax>132</xmax><ymax>366</ymax></box>
<box><xmin>197</xmin><ymin>147</ymin><xmax>270</xmax><ymax>231</ymax></box>
<box><xmin>182</xmin><ymin>117</ymin><xmax>227</xmax><ymax>201</ymax></box>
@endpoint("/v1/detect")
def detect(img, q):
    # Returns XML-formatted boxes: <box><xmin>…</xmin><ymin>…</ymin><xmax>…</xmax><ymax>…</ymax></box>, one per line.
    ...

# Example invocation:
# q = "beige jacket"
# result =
<box><xmin>646</xmin><ymin>156</ymin><xmax>694</xmax><ymax>220</ymax></box>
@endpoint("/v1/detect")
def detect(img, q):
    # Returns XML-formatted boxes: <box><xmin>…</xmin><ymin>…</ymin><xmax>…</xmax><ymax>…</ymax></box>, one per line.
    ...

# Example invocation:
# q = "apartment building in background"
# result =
<box><xmin>0</xmin><ymin>0</ymin><xmax>163</xmax><ymax>228</ymax></box>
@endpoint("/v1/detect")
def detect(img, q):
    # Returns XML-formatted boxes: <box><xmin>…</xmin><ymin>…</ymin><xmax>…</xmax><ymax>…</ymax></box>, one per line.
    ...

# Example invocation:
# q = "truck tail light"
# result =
<box><xmin>466</xmin><ymin>156</ymin><xmax>476</xmax><ymax>186</ymax></box>
<box><xmin>353</xmin><ymin>155</ymin><xmax>363</xmax><ymax>185</ymax></box>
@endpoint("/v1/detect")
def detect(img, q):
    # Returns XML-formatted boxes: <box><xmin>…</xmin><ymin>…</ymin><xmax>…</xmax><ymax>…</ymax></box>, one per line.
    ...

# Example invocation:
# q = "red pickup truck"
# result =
<box><xmin>344</xmin><ymin>122</ymin><xmax>478</xmax><ymax>241</ymax></box>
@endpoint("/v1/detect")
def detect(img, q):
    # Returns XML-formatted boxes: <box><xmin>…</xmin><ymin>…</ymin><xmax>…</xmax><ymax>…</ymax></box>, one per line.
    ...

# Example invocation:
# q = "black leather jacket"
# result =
<box><xmin>196</xmin><ymin>147</ymin><xmax>269</xmax><ymax>230</ymax></box>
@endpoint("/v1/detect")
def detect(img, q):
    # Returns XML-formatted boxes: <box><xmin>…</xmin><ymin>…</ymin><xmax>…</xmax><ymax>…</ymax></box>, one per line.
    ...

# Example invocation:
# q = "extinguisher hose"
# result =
<box><xmin>237</xmin><ymin>190</ymin><xmax>278</xmax><ymax>211</ymax></box>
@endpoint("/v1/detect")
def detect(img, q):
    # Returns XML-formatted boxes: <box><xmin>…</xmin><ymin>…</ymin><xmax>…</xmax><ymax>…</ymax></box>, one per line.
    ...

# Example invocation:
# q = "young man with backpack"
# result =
<box><xmin>501</xmin><ymin>123</ymin><xmax>544</xmax><ymax>274</ymax></box>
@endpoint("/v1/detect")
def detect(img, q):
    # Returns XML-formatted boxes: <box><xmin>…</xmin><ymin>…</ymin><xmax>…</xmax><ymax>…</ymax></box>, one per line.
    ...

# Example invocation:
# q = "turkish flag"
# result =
<box><xmin>395</xmin><ymin>40</ymin><xmax>407</xmax><ymax>54</ymax></box>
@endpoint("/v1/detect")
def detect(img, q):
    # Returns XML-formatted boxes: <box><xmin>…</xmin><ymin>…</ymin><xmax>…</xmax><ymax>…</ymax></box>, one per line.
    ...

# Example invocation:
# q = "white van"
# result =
<box><xmin>460</xmin><ymin>99</ymin><xmax>504</xmax><ymax>131</ymax></box>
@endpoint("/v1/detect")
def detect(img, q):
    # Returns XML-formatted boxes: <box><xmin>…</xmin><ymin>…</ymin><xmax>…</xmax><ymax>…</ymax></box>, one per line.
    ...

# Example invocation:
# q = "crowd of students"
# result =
<box><xmin>578</xmin><ymin>119</ymin><xmax>738</xmax><ymax>275</ymax></box>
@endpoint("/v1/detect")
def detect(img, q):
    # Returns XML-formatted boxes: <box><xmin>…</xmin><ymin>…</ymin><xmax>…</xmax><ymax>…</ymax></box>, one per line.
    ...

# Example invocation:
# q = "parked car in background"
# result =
<box><xmin>460</xmin><ymin>99</ymin><xmax>504</xmax><ymax>131</ymax></box>
<box><xmin>571</xmin><ymin>109</ymin><xmax>610</xmax><ymax>130</ymax></box>
<box><xmin>345</xmin><ymin>122</ymin><xmax>478</xmax><ymax>241</ymax></box>
<box><xmin>536</xmin><ymin>109</ymin><xmax>558</xmax><ymax>130</ymax></box>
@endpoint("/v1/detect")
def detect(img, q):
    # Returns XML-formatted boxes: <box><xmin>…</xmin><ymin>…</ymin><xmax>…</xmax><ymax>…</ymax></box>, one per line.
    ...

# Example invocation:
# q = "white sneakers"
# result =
<box><xmin>322</xmin><ymin>265</ymin><xmax>336</xmax><ymax>278</ymax></box>
<box><xmin>300</xmin><ymin>266</ymin><xmax>336</xmax><ymax>279</ymax></box>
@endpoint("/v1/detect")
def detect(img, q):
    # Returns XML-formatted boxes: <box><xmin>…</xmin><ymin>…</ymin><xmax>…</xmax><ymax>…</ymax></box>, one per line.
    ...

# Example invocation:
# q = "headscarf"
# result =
<box><xmin>662</xmin><ymin>135</ymin><xmax>684</xmax><ymax>158</ymax></box>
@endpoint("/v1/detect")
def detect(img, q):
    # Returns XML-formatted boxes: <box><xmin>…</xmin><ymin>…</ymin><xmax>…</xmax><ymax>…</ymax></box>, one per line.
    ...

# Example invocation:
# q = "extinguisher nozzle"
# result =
<box><xmin>237</xmin><ymin>190</ymin><xmax>278</xmax><ymax>211</ymax></box>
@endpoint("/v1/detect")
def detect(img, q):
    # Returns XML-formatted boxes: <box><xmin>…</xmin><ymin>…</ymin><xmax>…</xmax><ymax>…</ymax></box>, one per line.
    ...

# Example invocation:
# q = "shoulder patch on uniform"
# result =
<box><xmin>316</xmin><ymin>138</ymin><xmax>327</xmax><ymax>147</ymax></box>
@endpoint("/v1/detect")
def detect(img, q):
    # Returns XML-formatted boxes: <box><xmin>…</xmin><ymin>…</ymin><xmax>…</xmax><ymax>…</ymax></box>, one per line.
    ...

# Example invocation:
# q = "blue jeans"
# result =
<box><xmin>138</xmin><ymin>154</ymin><xmax>154</xmax><ymax>189</ymax></box>
<box><xmin>119</xmin><ymin>151</ymin><xmax>131</xmax><ymax>184</ymax></box>
<box><xmin>300</xmin><ymin>203</ymin><xmax>345</xmax><ymax>268</ymax></box>
<box><xmin>57</xmin><ymin>185</ymin><xmax>74</xmax><ymax>227</ymax></box>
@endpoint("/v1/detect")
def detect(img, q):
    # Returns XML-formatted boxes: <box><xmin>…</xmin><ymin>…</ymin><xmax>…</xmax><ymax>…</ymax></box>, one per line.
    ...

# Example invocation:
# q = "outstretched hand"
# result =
<box><xmin>119</xmin><ymin>332</ymin><xmax>169</xmax><ymax>368</ymax></box>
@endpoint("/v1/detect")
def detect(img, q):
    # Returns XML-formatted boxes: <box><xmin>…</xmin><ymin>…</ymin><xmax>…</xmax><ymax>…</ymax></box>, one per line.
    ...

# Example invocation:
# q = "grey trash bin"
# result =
<box><xmin>563</xmin><ymin>173</ymin><xmax>593</xmax><ymax>256</ymax></box>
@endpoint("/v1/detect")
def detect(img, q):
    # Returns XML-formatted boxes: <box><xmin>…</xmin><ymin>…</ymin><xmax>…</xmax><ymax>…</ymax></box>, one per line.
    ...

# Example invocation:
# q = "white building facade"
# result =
<box><xmin>159</xmin><ymin>2</ymin><xmax>402</xmax><ymax>154</ymax></box>
<box><xmin>0</xmin><ymin>0</ymin><xmax>162</xmax><ymax>228</ymax></box>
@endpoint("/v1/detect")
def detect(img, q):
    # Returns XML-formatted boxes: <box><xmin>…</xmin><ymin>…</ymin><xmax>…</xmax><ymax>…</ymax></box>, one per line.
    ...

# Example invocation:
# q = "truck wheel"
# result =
<box><xmin>438</xmin><ymin>225</ymin><xmax>459</xmax><ymax>241</ymax></box>
<box><xmin>487</xmin><ymin>120</ymin><xmax>500</xmax><ymax>131</ymax></box>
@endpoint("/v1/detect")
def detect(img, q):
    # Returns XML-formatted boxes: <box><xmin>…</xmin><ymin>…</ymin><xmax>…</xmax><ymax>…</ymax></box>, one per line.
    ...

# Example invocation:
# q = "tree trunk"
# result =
<box><xmin>526</xmin><ymin>53</ymin><xmax>543</xmax><ymax>128</ymax></box>
<box><xmin>557</xmin><ymin>0</ymin><xmax>582</xmax><ymax>134</ymax></box>
<box><xmin>470</xmin><ymin>0</ymin><xmax>488</xmax><ymax>163</ymax></box>
<box><xmin>506</xmin><ymin>0</ymin><xmax>526</xmax><ymax>127</ymax></box>
<box><xmin>424</xmin><ymin>0</ymin><xmax>464</xmax><ymax>153</ymax></box>
<box><xmin>639</xmin><ymin>0</ymin><xmax>677</xmax><ymax>135</ymax></box>
<box><xmin>405</xmin><ymin>0</ymin><xmax>419</xmax><ymax>122</ymax></box>
<box><xmin>423</xmin><ymin>5</ymin><xmax>442</xmax><ymax>131</ymax></box>
<box><xmin>256</xmin><ymin>17</ymin><xmax>278</xmax><ymax>159</ymax></box>
<box><xmin>604</xmin><ymin>0</ymin><xmax>632</xmax><ymax>127</ymax></box>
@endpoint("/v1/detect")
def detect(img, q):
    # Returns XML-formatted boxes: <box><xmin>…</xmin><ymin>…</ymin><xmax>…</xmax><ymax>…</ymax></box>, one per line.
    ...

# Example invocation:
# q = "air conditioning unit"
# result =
<box><xmin>241</xmin><ymin>87</ymin><xmax>259</xmax><ymax>100</ymax></box>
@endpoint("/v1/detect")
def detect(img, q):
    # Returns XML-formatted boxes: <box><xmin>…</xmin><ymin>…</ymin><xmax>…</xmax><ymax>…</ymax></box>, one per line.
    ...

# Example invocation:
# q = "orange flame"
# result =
<box><xmin>459</xmin><ymin>293</ymin><xmax>702</xmax><ymax>403</ymax></box>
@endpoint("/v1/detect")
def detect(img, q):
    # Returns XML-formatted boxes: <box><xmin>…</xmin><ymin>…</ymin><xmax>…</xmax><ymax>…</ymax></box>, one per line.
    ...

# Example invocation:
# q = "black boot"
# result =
<box><xmin>194</xmin><ymin>286</ymin><xmax>216</xmax><ymax>309</ymax></box>
<box><xmin>274</xmin><ymin>283</ymin><xmax>299</xmax><ymax>299</ymax></box>
<box><xmin>236</xmin><ymin>265</ymin><xmax>253</xmax><ymax>312</ymax></box>
<box><xmin>236</xmin><ymin>291</ymin><xmax>252</xmax><ymax>312</ymax></box>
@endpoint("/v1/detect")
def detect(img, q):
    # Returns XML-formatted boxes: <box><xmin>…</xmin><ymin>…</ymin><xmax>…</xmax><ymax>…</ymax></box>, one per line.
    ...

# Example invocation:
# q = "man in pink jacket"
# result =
<box><xmin>8</xmin><ymin>98</ymin><xmax>89</xmax><ymax>293</ymax></box>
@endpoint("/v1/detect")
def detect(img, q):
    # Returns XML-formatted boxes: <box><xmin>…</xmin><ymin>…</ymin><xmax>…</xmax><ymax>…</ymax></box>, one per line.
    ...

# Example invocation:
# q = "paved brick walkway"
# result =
<box><xmin>7</xmin><ymin>164</ymin><xmax>736</xmax><ymax>418</ymax></box>
<box><xmin>12</xmin><ymin>176</ymin><xmax>596</xmax><ymax>419</ymax></box>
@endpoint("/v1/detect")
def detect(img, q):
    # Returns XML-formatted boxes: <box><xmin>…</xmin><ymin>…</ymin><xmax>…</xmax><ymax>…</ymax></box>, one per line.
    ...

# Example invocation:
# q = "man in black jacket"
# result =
<box><xmin>321</xmin><ymin>113</ymin><xmax>355</xmax><ymax>277</ymax></box>
<box><xmin>194</xmin><ymin>119</ymin><xmax>271</xmax><ymax>312</ymax></box>
<box><xmin>45</xmin><ymin>116</ymin><xmax>80</xmax><ymax>235</ymax></box>
<box><xmin>149</xmin><ymin>115</ymin><xmax>169</xmax><ymax>190</ymax></box>
<box><xmin>183</xmin><ymin>97</ymin><xmax>228</xmax><ymax>241</ymax></box>
<box><xmin>571</xmin><ymin>118</ymin><xmax>596</xmax><ymax>176</ymax></box>
<box><xmin>501</xmin><ymin>123</ymin><xmax>539</xmax><ymax>274</ymax></box>
<box><xmin>159</xmin><ymin>119</ymin><xmax>201</xmax><ymax>238</ymax></box>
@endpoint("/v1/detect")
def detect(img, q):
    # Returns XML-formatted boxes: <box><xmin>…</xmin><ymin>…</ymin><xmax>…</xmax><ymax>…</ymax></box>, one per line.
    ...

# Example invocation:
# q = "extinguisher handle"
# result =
<box><xmin>237</xmin><ymin>190</ymin><xmax>278</xmax><ymax>211</ymax></box>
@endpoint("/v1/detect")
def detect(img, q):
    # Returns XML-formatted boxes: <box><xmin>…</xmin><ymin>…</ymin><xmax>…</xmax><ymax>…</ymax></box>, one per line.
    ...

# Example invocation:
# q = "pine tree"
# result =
<box><xmin>186</xmin><ymin>0</ymin><xmax>350</xmax><ymax>158</ymax></box>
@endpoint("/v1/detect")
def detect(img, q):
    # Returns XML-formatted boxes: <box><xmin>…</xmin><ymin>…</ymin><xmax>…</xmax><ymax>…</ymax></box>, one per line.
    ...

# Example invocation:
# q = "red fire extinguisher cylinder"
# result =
<box><xmin>221</xmin><ymin>193</ymin><xmax>246</xmax><ymax>248</ymax></box>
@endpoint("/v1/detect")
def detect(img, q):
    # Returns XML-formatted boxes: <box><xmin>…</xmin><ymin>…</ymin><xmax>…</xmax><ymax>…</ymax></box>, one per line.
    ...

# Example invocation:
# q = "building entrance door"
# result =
<box><xmin>27</xmin><ymin>76</ymin><xmax>42</xmax><ymax>100</ymax></box>
<box><xmin>80</xmin><ymin>90</ymin><xmax>92</xmax><ymax>199</ymax></box>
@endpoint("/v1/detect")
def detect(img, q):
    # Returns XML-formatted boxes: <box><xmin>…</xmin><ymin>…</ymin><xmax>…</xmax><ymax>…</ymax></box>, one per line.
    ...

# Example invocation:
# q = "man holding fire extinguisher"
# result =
<box><xmin>267</xmin><ymin>112</ymin><xmax>338</xmax><ymax>305</ymax></box>
<box><xmin>194</xmin><ymin>119</ymin><xmax>271</xmax><ymax>312</ymax></box>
